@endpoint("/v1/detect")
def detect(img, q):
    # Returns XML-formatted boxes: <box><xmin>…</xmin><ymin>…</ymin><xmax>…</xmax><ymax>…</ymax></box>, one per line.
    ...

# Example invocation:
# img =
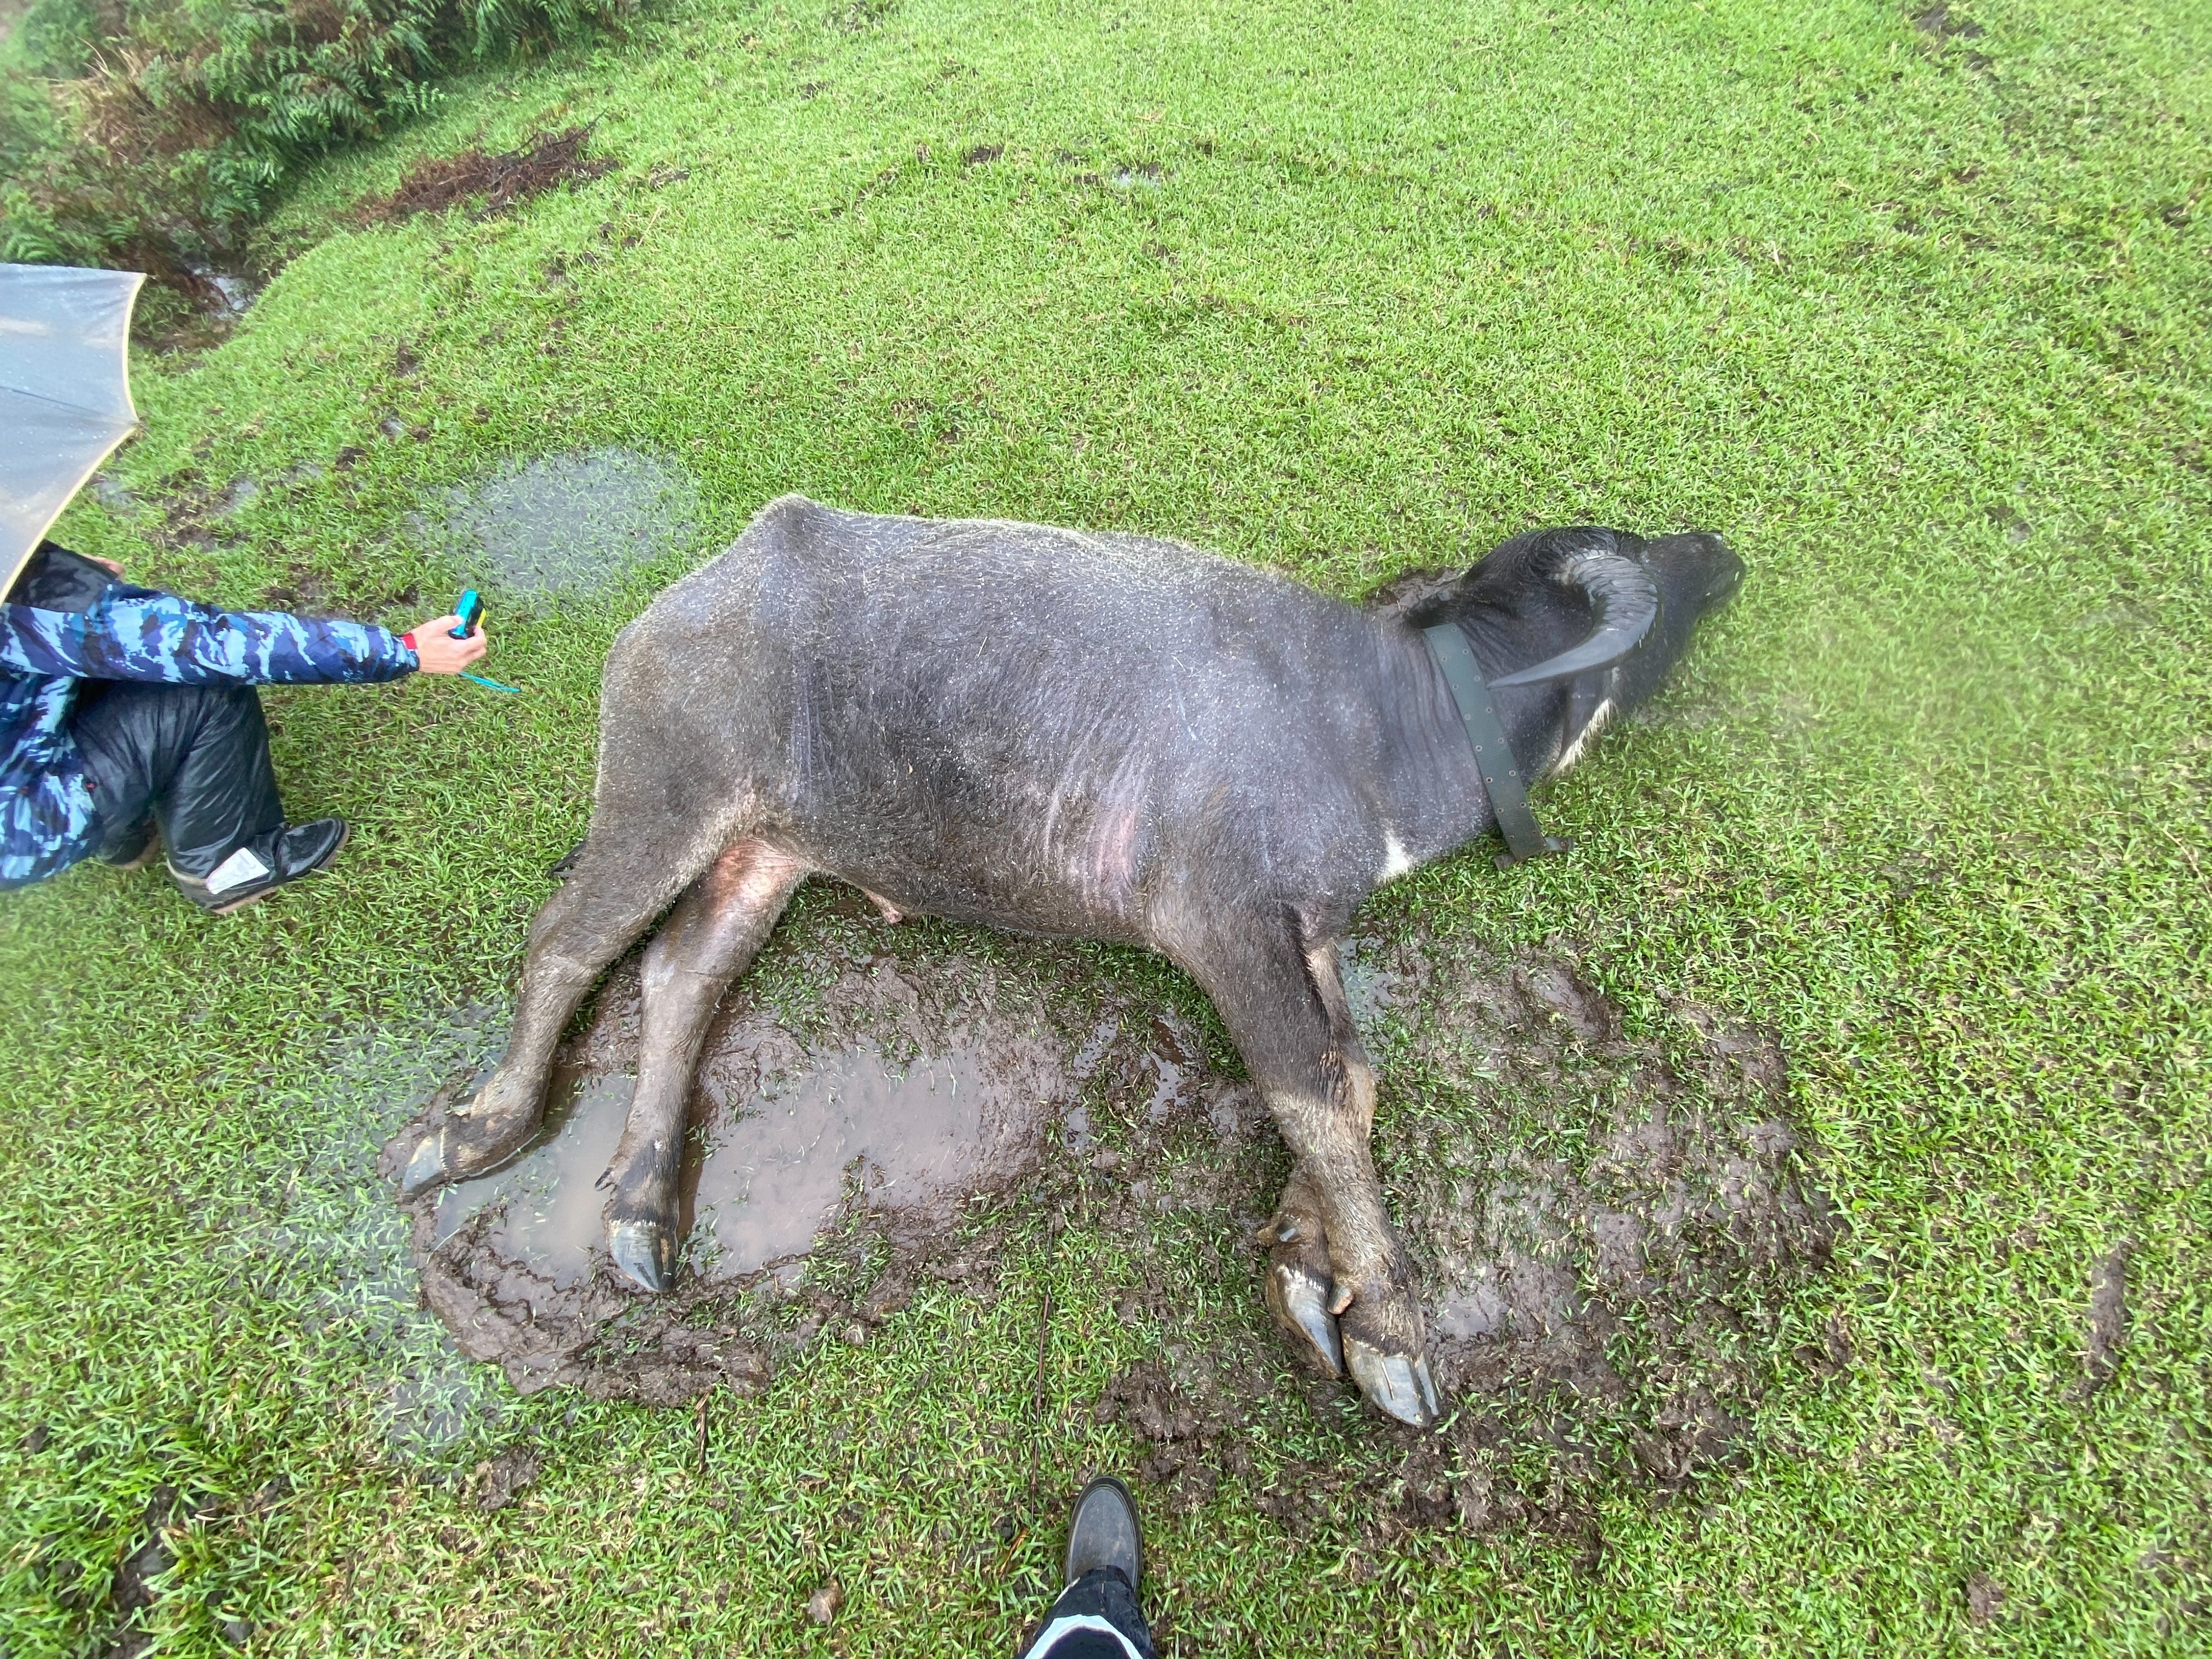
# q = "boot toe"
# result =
<box><xmin>276</xmin><ymin>817</ymin><xmax>348</xmax><ymax>877</ymax></box>
<box><xmin>1064</xmin><ymin>1476</ymin><xmax>1143</xmax><ymax>1592</ymax></box>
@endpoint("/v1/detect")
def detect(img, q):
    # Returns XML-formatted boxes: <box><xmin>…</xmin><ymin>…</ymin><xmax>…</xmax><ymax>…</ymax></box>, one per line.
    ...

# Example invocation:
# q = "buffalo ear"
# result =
<box><xmin>1387</xmin><ymin>530</ymin><xmax>1554</xmax><ymax>627</ymax></box>
<box><xmin>1456</xmin><ymin>528</ymin><xmax>1555</xmax><ymax>596</ymax></box>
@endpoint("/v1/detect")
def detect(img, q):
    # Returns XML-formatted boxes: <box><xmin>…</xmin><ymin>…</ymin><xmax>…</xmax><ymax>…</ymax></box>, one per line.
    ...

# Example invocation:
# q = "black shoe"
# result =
<box><xmin>95</xmin><ymin>819</ymin><xmax>159</xmax><ymax>872</ymax></box>
<box><xmin>169</xmin><ymin>818</ymin><xmax>349</xmax><ymax>915</ymax></box>
<box><xmin>1064</xmin><ymin>1476</ymin><xmax>1142</xmax><ymax>1594</ymax></box>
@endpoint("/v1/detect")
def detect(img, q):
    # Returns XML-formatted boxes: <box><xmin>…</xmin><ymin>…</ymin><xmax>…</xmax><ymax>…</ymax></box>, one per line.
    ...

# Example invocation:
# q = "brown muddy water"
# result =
<box><xmin>388</xmin><ymin>902</ymin><xmax>1838</xmax><ymax>1536</ymax></box>
<box><xmin>428</xmin><ymin>1037</ymin><xmax>1057</xmax><ymax>1292</ymax></box>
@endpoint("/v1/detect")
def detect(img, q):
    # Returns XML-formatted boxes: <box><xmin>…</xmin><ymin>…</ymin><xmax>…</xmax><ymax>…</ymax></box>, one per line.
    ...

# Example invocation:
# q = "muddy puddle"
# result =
<box><xmin>432</xmin><ymin>447</ymin><xmax>701</xmax><ymax>600</ymax></box>
<box><xmin>389</xmin><ymin>897</ymin><xmax>1838</xmax><ymax>1532</ymax></box>
<box><xmin>430</xmin><ymin>1035</ymin><xmax>1060</xmax><ymax>1294</ymax></box>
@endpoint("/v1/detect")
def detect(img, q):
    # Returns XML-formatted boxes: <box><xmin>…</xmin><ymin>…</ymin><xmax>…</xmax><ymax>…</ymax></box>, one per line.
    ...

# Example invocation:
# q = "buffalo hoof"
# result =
<box><xmin>397</xmin><ymin>1127</ymin><xmax>447</xmax><ymax>1199</ymax></box>
<box><xmin>413</xmin><ymin>1069</ymin><xmax>548</xmax><ymax>1193</ymax></box>
<box><xmin>608</xmin><ymin>1219</ymin><xmax>676</xmax><ymax>1293</ymax></box>
<box><xmin>1263</xmin><ymin>1255</ymin><xmax>1345</xmax><ymax>1379</ymax></box>
<box><xmin>1345</xmin><ymin>1339</ymin><xmax>1441</xmax><ymax>1429</ymax></box>
<box><xmin>395</xmin><ymin>1113</ymin><xmax>533</xmax><ymax>1198</ymax></box>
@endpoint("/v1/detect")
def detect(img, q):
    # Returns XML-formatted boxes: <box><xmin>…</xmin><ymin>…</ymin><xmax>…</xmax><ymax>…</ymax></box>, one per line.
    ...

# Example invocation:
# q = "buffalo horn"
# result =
<box><xmin>1487</xmin><ymin>543</ymin><xmax>1661</xmax><ymax>689</ymax></box>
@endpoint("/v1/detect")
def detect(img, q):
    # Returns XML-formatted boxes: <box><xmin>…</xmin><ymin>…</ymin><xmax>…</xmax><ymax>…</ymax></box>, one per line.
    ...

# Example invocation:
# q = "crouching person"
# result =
<box><xmin>2</xmin><ymin>541</ymin><xmax>487</xmax><ymax>914</ymax></box>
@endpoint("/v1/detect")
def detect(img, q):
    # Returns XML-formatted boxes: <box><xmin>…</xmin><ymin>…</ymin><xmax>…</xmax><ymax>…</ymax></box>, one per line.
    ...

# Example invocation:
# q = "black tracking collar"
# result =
<box><xmin>1422</xmin><ymin>623</ymin><xmax>1570</xmax><ymax>870</ymax></box>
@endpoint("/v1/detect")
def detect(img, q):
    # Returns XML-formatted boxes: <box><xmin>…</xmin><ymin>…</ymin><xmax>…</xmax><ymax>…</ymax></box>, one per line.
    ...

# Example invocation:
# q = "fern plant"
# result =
<box><xmin>0</xmin><ymin>0</ymin><xmax>630</xmax><ymax>281</ymax></box>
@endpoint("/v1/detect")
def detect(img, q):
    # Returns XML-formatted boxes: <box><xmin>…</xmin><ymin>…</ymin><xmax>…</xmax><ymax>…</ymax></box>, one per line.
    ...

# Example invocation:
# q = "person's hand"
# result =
<box><xmin>90</xmin><ymin>556</ymin><xmax>123</xmax><ymax>577</ymax></box>
<box><xmin>409</xmin><ymin>615</ymin><xmax>490</xmax><ymax>675</ymax></box>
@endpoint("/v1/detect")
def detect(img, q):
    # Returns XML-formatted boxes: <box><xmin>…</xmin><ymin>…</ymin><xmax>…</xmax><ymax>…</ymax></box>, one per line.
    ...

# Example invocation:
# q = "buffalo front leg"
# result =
<box><xmin>1188</xmin><ymin>915</ymin><xmax>1440</xmax><ymax>1428</ymax></box>
<box><xmin>398</xmin><ymin>836</ymin><xmax>723</xmax><ymax>1198</ymax></box>
<box><xmin>600</xmin><ymin>838</ymin><xmax>806</xmax><ymax>1291</ymax></box>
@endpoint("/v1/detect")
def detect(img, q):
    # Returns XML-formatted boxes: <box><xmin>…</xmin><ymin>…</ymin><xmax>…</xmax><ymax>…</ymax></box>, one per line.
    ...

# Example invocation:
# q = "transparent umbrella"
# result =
<box><xmin>0</xmin><ymin>262</ymin><xmax>145</xmax><ymax>592</ymax></box>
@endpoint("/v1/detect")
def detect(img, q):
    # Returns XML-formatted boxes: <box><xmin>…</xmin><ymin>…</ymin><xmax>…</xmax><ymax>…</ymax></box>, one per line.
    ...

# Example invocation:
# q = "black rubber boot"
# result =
<box><xmin>94</xmin><ymin>818</ymin><xmax>159</xmax><ymax>872</ymax></box>
<box><xmin>1019</xmin><ymin>1477</ymin><xmax>1154</xmax><ymax>1657</ymax></box>
<box><xmin>1064</xmin><ymin>1477</ymin><xmax>1143</xmax><ymax>1594</ymax></box>
<box><xmin>167</xmin><ymin>818</ymin><xmax>349</xmax><ymax>915</ymax></box>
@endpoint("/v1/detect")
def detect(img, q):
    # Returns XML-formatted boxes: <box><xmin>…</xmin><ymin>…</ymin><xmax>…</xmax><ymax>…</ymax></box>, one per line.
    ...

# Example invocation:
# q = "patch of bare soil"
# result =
<box><xmin>390</xmin><ymin>897</ymin><xmax>1837</xmax><ymax>1537</ymax></box>
<box><xmin>470</xmin><ymin>1445</ymin><xmax>543</xmax><ymax>1511</ymax></box>
<box><xmin>2080</xmin><ymin>1241</ymin><xmax>2132</xmax><ymax>1395</ymax></box>
<box><xmin>1911</xmin><ymin>3</ymin><xmax>1993</xmax><ymax>72</ymax></box>
<box><xmin>351</xmin><ymin>126</ymin><xmax>615</xmax><ymax>227</ymax></box>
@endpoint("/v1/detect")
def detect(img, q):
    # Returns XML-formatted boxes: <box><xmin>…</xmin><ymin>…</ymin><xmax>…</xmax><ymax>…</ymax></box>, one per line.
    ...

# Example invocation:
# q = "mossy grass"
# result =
<box><xmin>3</xmin><ymin>0</ymin><xmax>2208</xmax><ymax>1650</ymax></box>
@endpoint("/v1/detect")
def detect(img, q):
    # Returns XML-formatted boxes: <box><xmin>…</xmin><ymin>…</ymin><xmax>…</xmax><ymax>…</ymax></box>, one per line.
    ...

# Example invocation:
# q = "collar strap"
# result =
<box><xmin>1422</xmin><ymin>623</ymin><xmax>1570</xmax><ymax>870</ymax></box>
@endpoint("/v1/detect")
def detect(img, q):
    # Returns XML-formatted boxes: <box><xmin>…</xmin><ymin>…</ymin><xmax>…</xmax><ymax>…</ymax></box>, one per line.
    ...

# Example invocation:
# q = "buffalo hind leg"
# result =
<box><xmin>599</xmin><ymin>838</ymin><xmax>806</xmax><ymax>1290</ymax></box>
<box><xmin>397</xmin><ymin>830</ymin><xmax>731</xmax><ymax>1197</ymax></box>
<box><xmin>1189</xmin><ymin>913</ymin><xmax>1440</xmax><ymax>1427</ymax></box>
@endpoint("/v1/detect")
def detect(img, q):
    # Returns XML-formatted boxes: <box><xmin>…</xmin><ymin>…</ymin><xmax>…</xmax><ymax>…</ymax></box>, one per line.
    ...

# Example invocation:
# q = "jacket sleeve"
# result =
<box><xmin>0</xmin><ymin>589</ymin><xmax>418</xmax><ymax>686</ymax></box>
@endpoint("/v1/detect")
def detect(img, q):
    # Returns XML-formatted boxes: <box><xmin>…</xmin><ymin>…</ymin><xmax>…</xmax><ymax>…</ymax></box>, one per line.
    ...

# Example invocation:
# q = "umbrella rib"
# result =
<box><xmin>0</xmin><ymin>380</ymin><xmax>133</xmax><ymax>415</ymax></box>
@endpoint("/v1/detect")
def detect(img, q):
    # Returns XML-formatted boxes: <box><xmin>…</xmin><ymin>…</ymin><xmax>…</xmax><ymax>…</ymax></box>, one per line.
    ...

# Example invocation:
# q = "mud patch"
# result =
<box><xmin>2082</xmin><ymin>1241</ymin><xmax>2131</xmax><ymax>1393</ymax></box>
<box><xmin>1378</xmin><ymin>949</ymin><xmax>1830</xmax><ymax>1422</ymax></box>
<box><xmin>394</xmin><ymin>906</ymin><xmax>1838</xmax><ymax>1530</ymax></box>
<box><xmin>1085</xmin><ymin>935</ymin><xmax>1838</xmax><ymax>1540</ymax></box>
<box><xmin>351</xmin><ymin>126</ymin><xmax>616</xmax><ymax>227</ymax></box>
<box><xmin>433</xmin><ymin>447</ymin><xmax>701</xmax><ymax>600</ymax></box>
<box><xmin>1912</xmin><ymin>3</ymin><xmax>1983</xmax><ymax>40</ymax></box>
<box><xmin>470</xmin><ymin>1446</ymin><xmax>543</xmax><ymax>1512</ymax></box>
<box><xmin>1965</xmin><ymin>1571</ymin><xmax>2005</xmax><ymax>1624</ymax></box>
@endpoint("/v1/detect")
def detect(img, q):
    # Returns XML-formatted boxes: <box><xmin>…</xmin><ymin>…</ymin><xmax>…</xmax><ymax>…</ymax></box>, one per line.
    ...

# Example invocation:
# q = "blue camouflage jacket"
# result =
<box><xmin>1</xmin><ymin>568</ymin><xmax>417</xmax><ymax>889</ymax></box>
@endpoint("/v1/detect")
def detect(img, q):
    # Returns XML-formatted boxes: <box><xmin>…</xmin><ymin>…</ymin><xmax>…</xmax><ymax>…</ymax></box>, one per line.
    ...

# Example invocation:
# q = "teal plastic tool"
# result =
<box><xmin>446</xmin><ymin>589</ymin><xmax>520</xmax><ymax>692</ymax></box>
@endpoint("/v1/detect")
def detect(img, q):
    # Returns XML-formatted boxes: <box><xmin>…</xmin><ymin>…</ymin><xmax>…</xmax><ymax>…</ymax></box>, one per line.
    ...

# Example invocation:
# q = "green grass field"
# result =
<box><xmin>4</xmin><ymin>0</ymin><xmax>2208</xmax><ymax>1651</ymax></box>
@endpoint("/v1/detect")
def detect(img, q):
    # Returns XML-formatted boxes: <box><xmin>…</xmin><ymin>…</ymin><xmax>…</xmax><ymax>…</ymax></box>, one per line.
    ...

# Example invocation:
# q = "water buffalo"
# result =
<box><xmin>399</xmin><ymin>497</ymin><xmax>1742</xmax><ymax>1426</ymax></box>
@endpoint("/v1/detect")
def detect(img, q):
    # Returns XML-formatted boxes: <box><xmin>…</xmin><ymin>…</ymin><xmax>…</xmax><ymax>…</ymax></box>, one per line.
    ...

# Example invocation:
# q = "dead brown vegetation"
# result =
<box><xmin>349</xmin><ymin>125</ymin><xmax>617</xmax><ymax>227</ymax></box>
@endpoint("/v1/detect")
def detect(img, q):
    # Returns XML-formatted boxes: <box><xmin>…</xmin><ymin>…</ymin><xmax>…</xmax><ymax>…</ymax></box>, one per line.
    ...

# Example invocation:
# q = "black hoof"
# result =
<box><xmin>608</xmin><ymin>1219</ymin><xmax>675</xmax><ymax>1292</ymax></box>
<box><xmin>396</xmin><ymin>1128</ymin><xmax>447</xmax><ymax>1199</ymax></box>
<box><xmin>1265</xmin><ymin>1258</ymin><xmax>1345</xmax><ymax>1379</ymax></box>
<box><xmin>1345</xmin><ymin>1339</ymin><xmax>1442</xmax><ymax>1429</ymax></box>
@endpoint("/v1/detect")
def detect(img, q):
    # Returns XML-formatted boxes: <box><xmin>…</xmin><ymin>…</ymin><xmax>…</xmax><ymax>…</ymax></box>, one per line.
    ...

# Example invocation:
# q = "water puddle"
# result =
<box><xmin>693</xmin><ymin>1041</ymin><xmax>1013</xmax><ymax>1276</ymax></box>
<box><xmin>431</xmin><ymin>1041</ymin><xmax>1053</xmax><ymax>1289</ymax></box>
<box><xmin>433</xmin><ymin>447</ymin><xmax>702</xmax><ymax>599</ymax></box>
<box><xmin>435</xmin><ymin>1075</ymin><xmax>635</xmax><ymax>1287</ymax></box>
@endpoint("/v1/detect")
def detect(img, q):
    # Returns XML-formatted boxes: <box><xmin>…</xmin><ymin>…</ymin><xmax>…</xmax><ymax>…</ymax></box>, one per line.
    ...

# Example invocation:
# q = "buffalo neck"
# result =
<box><xmin>1359</xmin><ymin>612</ymin><xmax>1564</xmax><ymax>870</ymax></box>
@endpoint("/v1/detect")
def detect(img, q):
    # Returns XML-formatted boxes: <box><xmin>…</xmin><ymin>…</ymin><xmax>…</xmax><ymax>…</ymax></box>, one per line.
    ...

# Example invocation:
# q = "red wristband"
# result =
<box><xmin>401</xmin><ymin>631</ymin><xmax>417</xmax><ymax>652</ymax></box>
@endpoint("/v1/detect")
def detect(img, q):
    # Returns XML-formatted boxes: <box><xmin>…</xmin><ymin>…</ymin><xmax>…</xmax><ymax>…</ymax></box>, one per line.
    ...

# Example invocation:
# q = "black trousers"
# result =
<box><xmin>1024</xmin><ymin>1568</ymin><xmax>1155</xmax><ymax>1658</ymax></box>
<box><xmin>71</xmin><ymin>681</ymin><xmax>283</xmax><ymax>879</ymax></box>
